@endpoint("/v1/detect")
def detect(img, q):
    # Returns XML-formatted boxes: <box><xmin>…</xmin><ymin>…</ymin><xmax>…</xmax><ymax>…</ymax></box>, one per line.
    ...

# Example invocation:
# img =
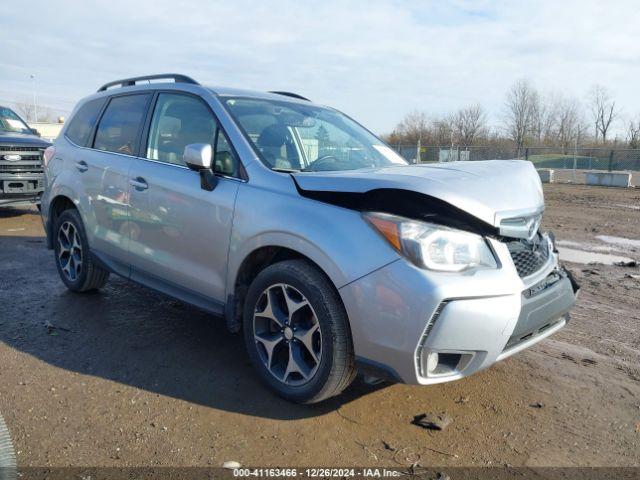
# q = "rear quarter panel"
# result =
<box><xmin>42</xmin><ymin>138</ymin><xmax>97</xmax><ymax>246</ymax></box>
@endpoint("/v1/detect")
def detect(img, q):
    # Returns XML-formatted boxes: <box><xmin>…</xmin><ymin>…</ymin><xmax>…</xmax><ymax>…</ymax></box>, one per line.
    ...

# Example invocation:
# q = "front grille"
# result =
<box><xmin>507</xmin><ymin>236</ymin><xmax>550</xmax><ymax>277</ymax></box>
<box><xmin>0</xmin><ymin>144</ymin><xmax>43</xmax><ymax>173</ymax></box>
<box><xmin>0</xmin><ymin>163</ymin><xmax>43</xmax><ymax>173</ymax></box>
<box><xmin>0</xmin><ymin>154</ymin><xmax>40</xmax><ymax>161</ymax></box>
<box><xmin>0</xmin><ymin>146</ymin><xmax>43</xmax><ymax>152</ymax></box>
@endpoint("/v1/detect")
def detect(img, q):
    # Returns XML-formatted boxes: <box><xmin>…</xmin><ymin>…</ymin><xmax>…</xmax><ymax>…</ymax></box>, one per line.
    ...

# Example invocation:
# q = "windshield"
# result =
<box><xmin>0</xmin><ymin>107</ymin><xmax>31</xmax><ymax>134</ymax></box>
<box><xmin>222</xmin><ymin>97</ymin><xmax>407</xmax><ymax>172</ymax></box>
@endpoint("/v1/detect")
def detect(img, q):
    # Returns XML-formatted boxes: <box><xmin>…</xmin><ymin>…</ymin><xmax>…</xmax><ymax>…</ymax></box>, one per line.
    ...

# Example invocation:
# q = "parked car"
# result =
<box><xmin>0</xmin><ymin>106</ymin><xmax>50</xmax><ymax>208</ymax></box>
<box><xmin>40</xmin><ymin>74</ymin><xmax>578</xmax><ymax>403</ymax></box>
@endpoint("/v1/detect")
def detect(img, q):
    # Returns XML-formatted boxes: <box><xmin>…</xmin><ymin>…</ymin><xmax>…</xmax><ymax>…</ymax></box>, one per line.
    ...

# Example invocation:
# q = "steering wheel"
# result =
<box><xmin>303</xmin><ymin>155</ymin><xmax>340</xmax><ymax>172</ymax></box>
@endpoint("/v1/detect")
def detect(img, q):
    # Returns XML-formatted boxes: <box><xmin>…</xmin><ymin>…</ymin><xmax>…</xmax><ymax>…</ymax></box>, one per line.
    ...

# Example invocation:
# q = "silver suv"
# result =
<box><xmin>41</xmin><ymin>74</ymin><xmax>578</xmax><ymax>403</ymax></box>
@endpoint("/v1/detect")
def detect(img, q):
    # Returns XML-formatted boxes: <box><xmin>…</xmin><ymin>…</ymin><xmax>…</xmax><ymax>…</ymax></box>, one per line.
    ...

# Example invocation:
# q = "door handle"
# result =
<box><xmin>75</xmin><ymin>160</ymin><xmax>88</xmax><ymax>172</ymax></box>
<box><xmin>129</xmin><ymin>177</ymin><xmax>149</xmax><ymax>191</ymax></box>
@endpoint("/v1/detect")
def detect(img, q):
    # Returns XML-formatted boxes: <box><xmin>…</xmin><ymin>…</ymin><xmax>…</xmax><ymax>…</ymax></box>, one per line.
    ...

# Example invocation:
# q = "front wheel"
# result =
<box><xmin>243</xmin><ymin>260</ymin><xmax>356</xmax><ymax>404</ymax></box>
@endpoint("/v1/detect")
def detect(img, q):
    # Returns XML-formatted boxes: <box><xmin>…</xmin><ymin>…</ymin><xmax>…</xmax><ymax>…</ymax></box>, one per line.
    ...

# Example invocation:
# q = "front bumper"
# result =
<box><xmin>340</xmin><ymin>237</ymin><xmax>578</xmax><ymax>384</ymax></box>
<box><xmin>0</xmin><ymin>173</ymin><xmax>44</xmax><ymax>207</ymax></box>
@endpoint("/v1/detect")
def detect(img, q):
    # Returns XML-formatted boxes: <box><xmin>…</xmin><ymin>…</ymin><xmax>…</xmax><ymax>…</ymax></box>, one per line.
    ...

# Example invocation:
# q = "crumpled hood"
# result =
<box><xmin>292</xmin><ymin>160</ymin><xmax>544</xmax><ymax>228</ymax></box>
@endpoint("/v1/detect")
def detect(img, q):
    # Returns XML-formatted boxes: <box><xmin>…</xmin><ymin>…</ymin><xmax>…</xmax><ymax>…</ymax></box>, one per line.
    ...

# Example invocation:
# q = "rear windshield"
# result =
<box><xmin>222</xmin><ymin>97</ymin><xmax>406</xmax><ymax>172</ymax></box>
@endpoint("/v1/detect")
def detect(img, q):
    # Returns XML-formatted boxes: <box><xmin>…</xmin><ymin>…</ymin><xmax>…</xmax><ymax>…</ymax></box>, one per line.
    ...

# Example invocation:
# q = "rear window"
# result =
<box><xmin>93</xmin><ymin>94</ymin><xmax>151</xmax><ymax>155</ymax></box>
<box><xmin>65</xmin><ymin>98</ymin><xmax>105</xmax><ymax>146</ymax></box>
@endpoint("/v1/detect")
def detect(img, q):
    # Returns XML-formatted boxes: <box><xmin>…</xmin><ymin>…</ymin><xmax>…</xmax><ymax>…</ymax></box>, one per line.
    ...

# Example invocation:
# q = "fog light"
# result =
<box><xmin>426</xmin><ymin>352</ymin><xmax>439</xmax><ymax>374</ymax></box>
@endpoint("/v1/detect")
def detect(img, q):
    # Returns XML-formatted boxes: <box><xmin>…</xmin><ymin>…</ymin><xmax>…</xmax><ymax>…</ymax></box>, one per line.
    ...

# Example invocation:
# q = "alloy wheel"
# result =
<box><xmin>253</xmin><ymin>283</ymin><xmax>322</xmax><ymax>386</ymax></box>
<box><xmin>57</xmin><ymin>221</ymin><xmax>83</xmax><ymax>282</ymax></box>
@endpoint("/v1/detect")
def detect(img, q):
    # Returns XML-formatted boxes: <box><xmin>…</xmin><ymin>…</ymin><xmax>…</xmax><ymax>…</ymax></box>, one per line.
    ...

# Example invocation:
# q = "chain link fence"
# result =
<box><xmin>391</xmin><ymin>145</ymin><xmax>640</xmax><ymax>185</ymax></box>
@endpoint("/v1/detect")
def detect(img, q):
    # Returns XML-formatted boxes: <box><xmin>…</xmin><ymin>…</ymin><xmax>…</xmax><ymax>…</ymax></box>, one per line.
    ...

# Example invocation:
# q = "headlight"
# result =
<box><xmin>363</xmin><ymin>212</ymin><xmax>497</xmax><ymax>272</ymax></box>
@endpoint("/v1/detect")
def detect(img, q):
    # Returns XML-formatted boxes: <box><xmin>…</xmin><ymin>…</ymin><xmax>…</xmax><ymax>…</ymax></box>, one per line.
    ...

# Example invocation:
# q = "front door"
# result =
<box><xmin>127</xmin><ymin>92</ymin><xmax>240</xmax><ymax>310</ymax></box>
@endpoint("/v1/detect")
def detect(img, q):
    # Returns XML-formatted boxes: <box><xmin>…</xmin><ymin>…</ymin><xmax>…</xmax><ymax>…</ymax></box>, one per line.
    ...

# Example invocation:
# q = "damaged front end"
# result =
<box><xmin>291</xmin><ymin>160</ymin><xmax>573</xmax><ymax>281</ymax></box>
<box><xmin>291</xmin><ymin>159</ymin><xmax>544</xmax><ymax>233</ymax></box>
<box><xmin>292</xmin><ymin>159</ymin><xmax>579</xmax><ymax>384</ymax></box>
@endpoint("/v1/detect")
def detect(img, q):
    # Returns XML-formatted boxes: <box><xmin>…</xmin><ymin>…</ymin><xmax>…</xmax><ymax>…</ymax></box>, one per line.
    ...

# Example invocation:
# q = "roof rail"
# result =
<box><xmin>269</xmin><ymin>91</ymin><xmax>310</xmax><ymax>101</ymax></box>
<box><xmin>97</xmin><ymin>74</ymin><xmax>199</xmax><ymax>92</ymax></box>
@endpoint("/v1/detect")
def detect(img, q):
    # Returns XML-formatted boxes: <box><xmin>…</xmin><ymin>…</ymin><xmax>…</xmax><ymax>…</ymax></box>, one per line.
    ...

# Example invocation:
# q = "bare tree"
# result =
<box><xmin>38</xmin><ymin>108</ymin><xmax>56</xmax><ymax>123</ymax></box>
<box><xmin>555</xmin><ymin>97</ymin><xmax>587</xmax><ymax>152</ymax></box>
<box><xmin>588</xmin><ymin>85</ymin><xmax>618</xmax><ymax>143</ymax></box>
<box><xmin>431</xmin><ymin>117</ymin><xmax>454</xmax><ymax>145</ymax></box>
<box><xmin>503</xmin><ymin>80</ymin><xmax>537</xmax><ymax>154</ymax></box>
<box><xmin>627</xmin><ymin>117</ymin><xmax>640</xmax><ymax>149</ymax></box>
<box><xmin>12</xmin><ymin>101</ymin><xmax>58</xmax><ymax>123</ymax></box>
<box><xmin>393</xmin><ymin>110</ymin><xmax>429</xmax><ymax>145</ymax></box>
<box><xmin>530</xmin><ymin>91</ymin><xmax>560</xmax><ymax>144</ymax></box>
<box><xmin>451</xmin><ymin>104</ymin><xmax>487</xmax><ymax>146</ymax></box>
<box><xmin>14</xmin><ymin>101</ymin><xmax>35</xmax><ymax>122</ymax></box>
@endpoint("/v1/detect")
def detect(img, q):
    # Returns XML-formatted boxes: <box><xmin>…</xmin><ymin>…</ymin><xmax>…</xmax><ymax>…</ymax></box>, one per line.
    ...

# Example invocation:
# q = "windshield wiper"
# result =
<box><xmin>271</xmin><ymin>167</ymin><xmax>301</xmax><ymax>173</ymax></box>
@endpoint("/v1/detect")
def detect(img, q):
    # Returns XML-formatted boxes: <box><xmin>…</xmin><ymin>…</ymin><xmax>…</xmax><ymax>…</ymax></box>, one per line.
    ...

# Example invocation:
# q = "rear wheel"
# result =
<box><xmin>243</xmin><ymin>260</ymin><xmax>356</xmax><ymax>403</ymax></box>
<box><xmin>53</xmin><ymin>209</ymin><xmax>109</xmax><ymax>292</ymax></box>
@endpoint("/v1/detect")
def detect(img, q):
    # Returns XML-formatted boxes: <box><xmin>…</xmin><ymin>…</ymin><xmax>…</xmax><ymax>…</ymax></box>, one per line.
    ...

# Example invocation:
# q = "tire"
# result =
<box><xmin>0</xmin><ymin>414</ymin><xmax>16</xmax><ymax>480</ymax></box>
<box><xmin>53</xmin><ymin>209</ymin><xmax>109</xmax><ymax>292</ymax></box>
<box><xmin>243</xmin><ymin>260</ymin><xmax>356</xmax><ymax>404</ymax></box>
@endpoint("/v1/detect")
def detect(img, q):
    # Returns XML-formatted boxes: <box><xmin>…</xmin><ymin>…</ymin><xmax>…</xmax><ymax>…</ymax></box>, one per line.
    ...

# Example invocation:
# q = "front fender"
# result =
<box><xmin>226</xmin><ymin>182</ymin><xmax>399</xmax><ymax>296</ymax></box>
<box><xmin>229</xmin><ymin>231</ymin><xmax>347</xmax><ymax>294</ymax></box>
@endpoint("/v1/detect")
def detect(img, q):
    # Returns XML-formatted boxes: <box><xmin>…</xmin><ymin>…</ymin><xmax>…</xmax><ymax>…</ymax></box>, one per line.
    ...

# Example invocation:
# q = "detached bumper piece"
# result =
<box><xmin>498</xmin><ymin>268</ymin><xmax>577</xmax><ymax>360</ymax></box>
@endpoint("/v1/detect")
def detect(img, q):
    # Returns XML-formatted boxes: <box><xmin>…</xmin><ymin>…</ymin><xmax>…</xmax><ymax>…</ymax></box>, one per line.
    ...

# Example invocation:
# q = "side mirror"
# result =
<box><xmin>184</xmin><ymin>143</ymin><xmax>212</xmax><ymax>170</ymax></box>
<box><xmin>183</xmin><ymin>143</ymin><xmax>217</xmax><ymax>191</ymax></box>
<box><xmin>30</xmin><ymin>128</ymin><xmax>41</xmax><ymax>137</ymax></box>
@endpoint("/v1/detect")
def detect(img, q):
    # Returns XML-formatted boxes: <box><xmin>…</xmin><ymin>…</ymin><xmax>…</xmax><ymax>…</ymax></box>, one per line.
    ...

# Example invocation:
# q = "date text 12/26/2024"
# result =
<box><xmin>233</xmin><ymin>468</ymin><xmax>403</xmax><ymax>478</ymax></box>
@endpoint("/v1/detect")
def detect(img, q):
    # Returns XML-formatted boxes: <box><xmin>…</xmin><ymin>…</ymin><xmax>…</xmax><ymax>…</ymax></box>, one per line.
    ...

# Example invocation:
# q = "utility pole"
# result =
<box><xmin>450</xmin><ymin>130</ymin><xmax>456</xmax><ymax>161</ymax></box>
<box><xmin>30</xmin><ymin>74</ymin><xmax>38</xmax><ymax>123</ymax></box>
<box><xmin>572</xmin><ymin>137</ymin><xmax>578</xmax><ymax>183</ymax></box>
<box><xmin>416</xmin><ymin>130</ymin><xmax>422</xmax><ymax>164</ymax></box>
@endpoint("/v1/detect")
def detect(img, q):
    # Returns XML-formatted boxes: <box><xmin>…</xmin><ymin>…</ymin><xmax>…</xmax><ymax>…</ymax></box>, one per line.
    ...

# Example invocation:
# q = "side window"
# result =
<box><xmin>214</xmin><ymin>129</ymin><xmax>238</xmax><ymax>176</ymax></box>
<box><xmin>65</xmin><ymin>98</ymin><xmax>105</xmax><ymax>147</ymax></box>
<box><xmin>93</xmin><ymin>94</ymin><xmax>150</xmax><ymax>155</ymax></box>
<box><xmin>146</xmin><ymin>93</ymin><xmax>216</xmax><ymax>166</ymax></box>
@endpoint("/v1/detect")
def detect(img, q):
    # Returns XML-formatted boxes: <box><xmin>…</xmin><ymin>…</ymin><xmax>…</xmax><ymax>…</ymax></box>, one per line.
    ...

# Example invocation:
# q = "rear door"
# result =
<box><xmin>127</xmin><ymin>92</ymin><xmax>241</xmax><ymax>310</ymax></box>
<box><xmin>81</xmin><ymin>93</ymin><xmax>152</xmax><ymax>273</ymax></box>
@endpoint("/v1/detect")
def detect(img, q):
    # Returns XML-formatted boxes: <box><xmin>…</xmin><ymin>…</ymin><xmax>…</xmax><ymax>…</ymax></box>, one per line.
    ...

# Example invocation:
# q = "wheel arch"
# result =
<box><xmin>226</xmin><ymin>236</ymin><xmax>348</xmax><ymax>333</ymax></box>
<box><xmin>46</xmin><ymin>194</ymin><xmax>78</xmax><ymax>249</ymax></box>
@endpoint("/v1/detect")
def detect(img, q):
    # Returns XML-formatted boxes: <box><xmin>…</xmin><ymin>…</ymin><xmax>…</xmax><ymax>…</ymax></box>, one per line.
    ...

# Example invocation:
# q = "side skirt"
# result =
<box><xmin>90</xmin><ymin>250</ymin><xmax>225</xmax><ymax>317</ymax></box>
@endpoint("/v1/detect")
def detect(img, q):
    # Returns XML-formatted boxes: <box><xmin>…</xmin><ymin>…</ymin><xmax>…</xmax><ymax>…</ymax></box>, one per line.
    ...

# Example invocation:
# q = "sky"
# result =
<box><xmin>1</xmin><ymin>0</ymin><xmax>639</xmax><ymax>135</ymax></box>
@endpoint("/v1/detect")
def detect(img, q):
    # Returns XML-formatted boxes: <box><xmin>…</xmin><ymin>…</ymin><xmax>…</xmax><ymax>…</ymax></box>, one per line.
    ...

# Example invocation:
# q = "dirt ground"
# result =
<box><xmin>0</xmin><ymin>183</ymin><xmax>639</xmax><ymax>469</ymax></box>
